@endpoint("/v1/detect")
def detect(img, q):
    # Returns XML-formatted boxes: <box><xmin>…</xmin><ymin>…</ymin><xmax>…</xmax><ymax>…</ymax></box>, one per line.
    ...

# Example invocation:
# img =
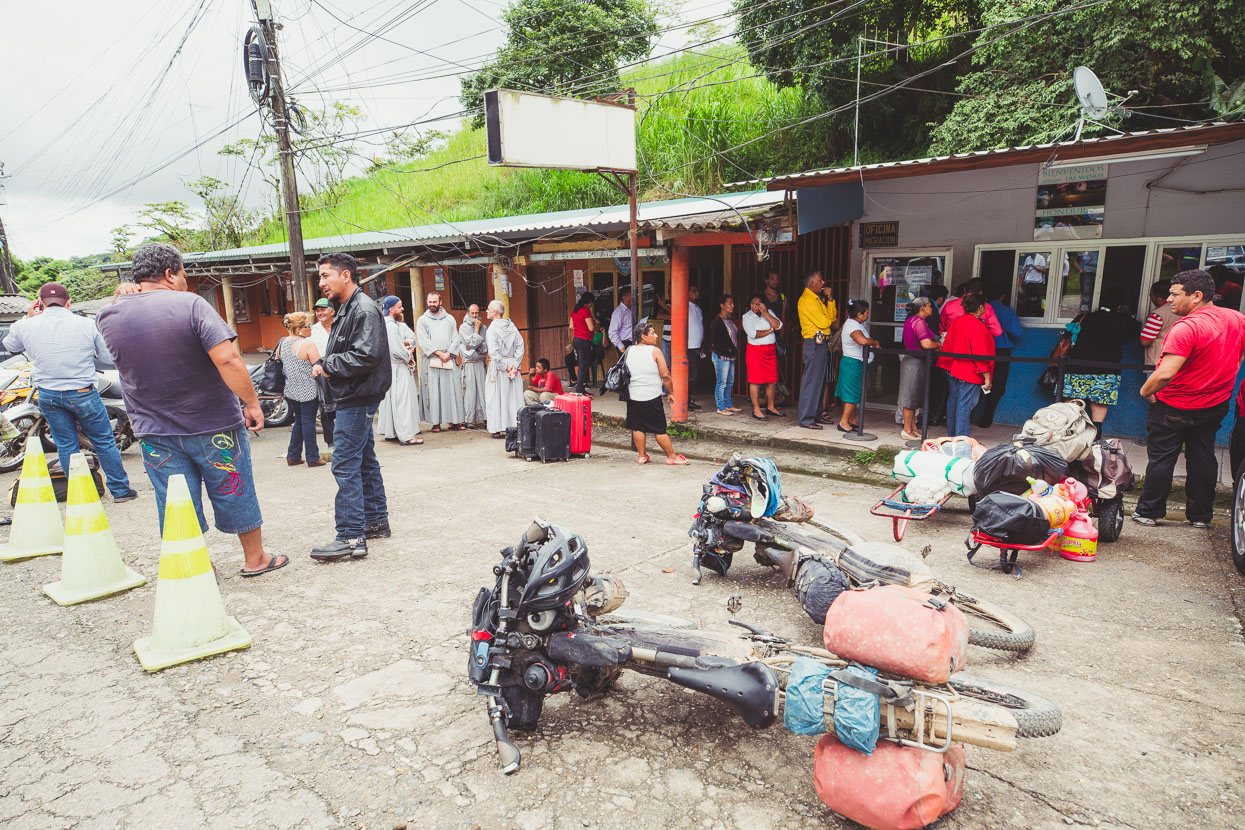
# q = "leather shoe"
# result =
<box><xmin>307</xmin><ymin>459</ymin><xmax>327</xmax><ymax>468</ymax></box>
<box><xmin>287</xmin><ymin>458</ymin><xmax>305</xmax><ymax>466</ymax></box>
<box><xmin>365</xmin><ymin>520</ymin><xmax>391</xmax><ymax>539</ymax></box>
<box><xmin>310</xmin><ymin>538</ymin><xmax>368</xmax><ymax>561</ymax></box>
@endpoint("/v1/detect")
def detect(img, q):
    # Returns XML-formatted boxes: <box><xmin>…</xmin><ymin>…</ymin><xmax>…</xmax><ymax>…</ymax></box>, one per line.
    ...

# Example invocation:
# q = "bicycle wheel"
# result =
<box><xmin>948</xmin><ymin>675</ymin><xmax>1062</xmax><ymax>738</ymax></box>
<box><xmin>951</xmin><ymin>590</ymin><xmax>1036</xmax><ymax>653</ymax></box>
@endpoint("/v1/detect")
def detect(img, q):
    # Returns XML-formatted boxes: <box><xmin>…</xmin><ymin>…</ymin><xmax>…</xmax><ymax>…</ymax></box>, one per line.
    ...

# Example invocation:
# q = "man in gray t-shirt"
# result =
<box><xmin>97</xmin><ymin>243</ymin><xmax>287</xmax><ymax>578</ymax></box>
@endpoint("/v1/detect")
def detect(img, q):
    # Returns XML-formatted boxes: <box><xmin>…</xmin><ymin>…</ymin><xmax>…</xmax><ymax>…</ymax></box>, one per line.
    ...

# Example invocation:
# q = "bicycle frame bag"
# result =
<box><xmin>814</xmin><ymin>735</ymin><xmax>965</xmax><ymax>830</ymax></box>
<box><xmin>823</xmin><ymin>584</ymin><xmax>968</xmax><ymax>684</ymax></box>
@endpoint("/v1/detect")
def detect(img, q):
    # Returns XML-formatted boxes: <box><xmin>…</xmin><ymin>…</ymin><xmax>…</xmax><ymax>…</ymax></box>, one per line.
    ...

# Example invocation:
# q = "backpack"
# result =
<box><xmin>1017</xmin><ymin>399</ymin><xmax>1096</xmax><ymax>463</ymax></box>
<box><xmin>1068</xmin><ymin>438</ymin><xmax>1133</xmax><ymax>499</ymax></box>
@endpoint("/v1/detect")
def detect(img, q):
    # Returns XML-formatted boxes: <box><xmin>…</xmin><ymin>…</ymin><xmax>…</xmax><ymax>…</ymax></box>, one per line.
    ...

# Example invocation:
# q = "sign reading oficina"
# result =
<box><xmin>859</xmin><ymin>221</ymin><xmax>899</xmax><ymax>247</ymax></box>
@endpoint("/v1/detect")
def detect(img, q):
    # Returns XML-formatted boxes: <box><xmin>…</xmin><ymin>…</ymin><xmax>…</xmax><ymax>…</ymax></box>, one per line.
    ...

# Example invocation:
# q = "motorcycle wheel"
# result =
<box><xmin>1098</xmin><ymin>497</ymin><xmax>1124</xmax><ymax>544</ymax></box>
<box><xmin>264</xmin><ymin>397</ymin><xmax>294</xmax><ymax>428</ymax></box>
<box><xmin>951</xmin><ymin>589</ymin><xmax>1036</xmax><ymax>654</ymax></box>
<box><xmin>0</xmin><ymin>415</ymin><xmax>35</xmax><ymax>472</ymax></box>
<box><xmin>947</xmin><ymin>675</ymin><xmax>1062</xmax><ymax>738</ymax></box>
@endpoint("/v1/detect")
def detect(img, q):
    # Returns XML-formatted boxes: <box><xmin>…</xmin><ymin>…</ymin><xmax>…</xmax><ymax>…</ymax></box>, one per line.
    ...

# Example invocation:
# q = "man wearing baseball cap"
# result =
<box><xmin>2</xmin><ymin>282</ymin><xmax>137</xmax><ymax>501</ymax></box>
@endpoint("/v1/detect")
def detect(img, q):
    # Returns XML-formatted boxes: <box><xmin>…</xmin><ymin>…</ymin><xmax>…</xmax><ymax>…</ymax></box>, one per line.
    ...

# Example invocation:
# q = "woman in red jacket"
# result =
<box><xmin>936</xmin><ymin>294</ymin><xmax>994</xmax><ymax>437</ymax></box>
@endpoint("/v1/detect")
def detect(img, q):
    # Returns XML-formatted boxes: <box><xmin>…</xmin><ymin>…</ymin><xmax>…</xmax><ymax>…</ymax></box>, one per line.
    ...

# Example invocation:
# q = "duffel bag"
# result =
<box><xmin>814</xmin><ymin>734</ymin><xmax>965</xmax><ymax>830</ymax></box>
<box><xmin>971</xmin><ymin>492</ymin><xmax>1052</xmax><ymax>545</ymax></box>
<box><xmin>1067</xmin><ymin>438</ymin><xmax>1133</xmax><ymax>500</ymax></box>
<box><xmin>823</xmin><ymin>584</ymin><xmax>968</xmax><ymax>684</ymax></box>
<box><xmin>972</xmin><ymin>438</ymin><xmax>1068</xmax><ymax>498</ymax></box>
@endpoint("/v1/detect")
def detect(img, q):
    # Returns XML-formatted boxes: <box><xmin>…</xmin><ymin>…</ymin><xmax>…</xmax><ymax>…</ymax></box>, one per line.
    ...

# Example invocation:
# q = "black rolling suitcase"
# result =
<box><xmin>516</xmin><ymin>404</ymin><xmax>571</xmax><ymax>462</ymax></box>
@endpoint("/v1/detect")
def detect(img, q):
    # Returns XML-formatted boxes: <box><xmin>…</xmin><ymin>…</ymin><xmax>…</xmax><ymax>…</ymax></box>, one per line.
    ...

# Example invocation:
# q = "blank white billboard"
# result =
<box><xmin>485</xmin><ymin>89</ymin><xmax>637</xmax><ymax>173</ymax></box>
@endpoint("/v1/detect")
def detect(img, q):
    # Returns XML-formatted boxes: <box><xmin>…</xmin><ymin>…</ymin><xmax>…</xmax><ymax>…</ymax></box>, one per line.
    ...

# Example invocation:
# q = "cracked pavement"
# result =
<box><xmin>1</xmin><ymin>427</ymin><xmax>1243</xmax><ymax>829</ymax></box>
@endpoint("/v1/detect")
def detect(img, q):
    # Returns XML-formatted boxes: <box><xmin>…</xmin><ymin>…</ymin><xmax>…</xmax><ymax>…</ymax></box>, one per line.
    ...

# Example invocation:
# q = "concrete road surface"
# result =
<box><xmin>1</xmin><ymin>428</ymin><xmax>1242</xmax><ymax>829</ymax></box>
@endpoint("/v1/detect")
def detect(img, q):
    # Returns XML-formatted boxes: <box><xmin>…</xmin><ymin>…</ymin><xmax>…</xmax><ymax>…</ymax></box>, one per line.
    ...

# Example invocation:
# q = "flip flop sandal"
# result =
<box><xmin>431</xmin><ymin>426</ymin><xmax>442</xmax><ymax>433</ymax></box>
<box><xmin>665</xmin><ymin>455</ymin><xmax>690</xmax><ymax>465</ymax></box>
<box><xmin>240</xmin><ymin>554</ymin><xmax>289</xmax><ymax>578</ymax></box>
<box><xmin>400</xmin><ymin>438</ymin><xmax>424</xmax><ymax>445</ymax></box>
<box><xmin>637</xmin><ymin>454</ymin><xmax>651</xmax><ymax>465</ymax></box>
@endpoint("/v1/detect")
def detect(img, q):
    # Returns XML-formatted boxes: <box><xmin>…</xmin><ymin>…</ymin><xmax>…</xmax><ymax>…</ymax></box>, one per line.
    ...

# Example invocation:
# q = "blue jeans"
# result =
<box><xmin>946</xmin><ymin>377</ymin><xmax>982</xmax><ymax>438</ymax></box>
<box><xmin>712</xmin><ymin>354</ymin><xmax>735</xmax><ymax>411</ymax></box>
<box><xmin>137</xmin><ymin>428</ymin><xmax>263</xmax><ymax>536</ymax></box>
<box><xmin>331</xmin><ymin>404</ymin><xmax>387</xmax><ymax>540</ymax></box>
<box><xmin>286</xmin><ymin>398</ymin><xmax>320</xmax><ymax>462</ymax></box>
<box><xmin>37</xmin><ymin>387</ymin><xmax>132</xmax><ymax>498</ymax></box>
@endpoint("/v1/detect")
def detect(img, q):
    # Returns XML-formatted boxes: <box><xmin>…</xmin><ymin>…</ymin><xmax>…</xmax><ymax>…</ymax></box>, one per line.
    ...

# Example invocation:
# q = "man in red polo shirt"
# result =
<box><xmin>937</xmin><ymin>294</ymin><xmax>994</xmax><ymax>438</ymax></box>
<box><xmin>524</xmin><ymin>357</ymin><xmax>564</xmax><ymax>405</ymax></box>
<box><xmin>1135</xmin><ymin>269</ymin><xmax>1245</xmax><ymax>528</ymax></box>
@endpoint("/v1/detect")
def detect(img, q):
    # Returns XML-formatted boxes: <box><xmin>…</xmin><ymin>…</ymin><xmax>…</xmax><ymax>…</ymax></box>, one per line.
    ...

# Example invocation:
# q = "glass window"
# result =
<box><xmin>1016</xmin><ymin>251</ymin><xmax>1052</xmax><ymax>318</ymax></box>
<box><xmin>1158</xmin><ymin>245</ymin><xmax>1202</xmax><ymax>282</ymax></box>
<box><xmin>1057</xmin><ymin>250</ymin><xmax>1098</xmax><ymax>318</ymax></box>
<box><xmin>870</xmin><ymin>255</ymin><xmax>945</xmax><ymax>343</ymax></box>
<box><xmin>1207</xmin><ymin>244</ymin><xmax>1245</xmax><ymax>309</ymax></box>
<box><xmin>1098</xmin><ymin>246</ymin><xmax>1146</xmax><ymax>317</ymax></box>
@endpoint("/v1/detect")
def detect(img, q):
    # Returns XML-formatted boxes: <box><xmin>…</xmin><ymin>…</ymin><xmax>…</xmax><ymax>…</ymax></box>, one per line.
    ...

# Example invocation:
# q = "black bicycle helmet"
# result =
<box><xmin>518</xmin><ymin>524</ymin><xmax>591</xmax><ymax>612</ymax></box>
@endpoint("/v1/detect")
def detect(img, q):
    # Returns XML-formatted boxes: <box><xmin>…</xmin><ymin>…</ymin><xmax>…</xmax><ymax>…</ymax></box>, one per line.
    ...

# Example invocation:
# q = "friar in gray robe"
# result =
<box><xmin>458</xmin><ymin>303</ymin><xmax>488</xmax><ymax>425</ymax></box>
<box><xmin>484</xmin><ymin>300</ymin><xmax>525</xmax><ymax>436</ymax></box>
<box><xmin>416</xmin><ymin>292</ymin><xmax>466</xmax><ymax>430</ymax></box>
<box><xmin>376</xmin><ymin>298</ymin><xmax>423</xmax><ymax>444</ymax></box>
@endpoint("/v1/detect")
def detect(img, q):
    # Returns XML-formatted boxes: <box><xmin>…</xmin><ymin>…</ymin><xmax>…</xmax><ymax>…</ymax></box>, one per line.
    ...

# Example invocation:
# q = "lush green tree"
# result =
<box><xmin>459</xmin><ymin>0</ymin><xmax>661</xmax><ymax>126</ymax></box>
<box><xmin>135</xmin><ymin>201</ymin><xmax>198</xmax><ymax>250</ymax></box>
<box><xmin>186</xmin><ymin>176</ymin><xmax>257</xmax><ymax>251</ymax></box>
<box><xmin>733</xmin><ymin>0</ymin><xmax>984</xmax><ymax>162</ymax></box>
<box><xmin>929</xmin><ymin>0</ymin><xmax>1245</xmax><ymax>153</ymax></box>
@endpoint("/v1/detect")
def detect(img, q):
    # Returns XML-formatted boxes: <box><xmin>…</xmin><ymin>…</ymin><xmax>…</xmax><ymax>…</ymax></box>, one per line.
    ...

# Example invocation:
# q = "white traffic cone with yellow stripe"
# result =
<box><xmin>133</xmin><ymin>474</ymin><xmax>250</xmax><ymax>672</ymax></box>
<box><xmin>0</xmin><ymin>436</ymin><xmax>64</xmax><ymax>562</ymax></box>
<box><xmin>43</xmin><ymin>453</ymin><xmax>145</xmax><ymax>605</ymax></box>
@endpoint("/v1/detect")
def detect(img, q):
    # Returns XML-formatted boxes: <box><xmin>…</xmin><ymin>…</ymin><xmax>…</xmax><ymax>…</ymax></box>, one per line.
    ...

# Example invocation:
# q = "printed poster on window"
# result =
<box><xmin>1035</xmin><ymin>163</ymin><xmax>1107</xmax><ymax>241</ymax></box>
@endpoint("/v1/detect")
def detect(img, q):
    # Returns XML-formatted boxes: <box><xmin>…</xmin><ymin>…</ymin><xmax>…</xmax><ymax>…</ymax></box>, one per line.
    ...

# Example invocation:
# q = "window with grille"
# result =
<box><xmin>450</xmin><ymin>265</ymin><xmax>489</xmax><ymax>309</ymax></box>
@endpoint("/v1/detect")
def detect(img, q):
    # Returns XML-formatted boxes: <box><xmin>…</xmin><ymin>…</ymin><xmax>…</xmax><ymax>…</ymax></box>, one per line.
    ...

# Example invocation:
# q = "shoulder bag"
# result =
<box><xmin>258</xmin><ymin>338</ymin><xmax>287</xmax><ymax>395</ymax></box>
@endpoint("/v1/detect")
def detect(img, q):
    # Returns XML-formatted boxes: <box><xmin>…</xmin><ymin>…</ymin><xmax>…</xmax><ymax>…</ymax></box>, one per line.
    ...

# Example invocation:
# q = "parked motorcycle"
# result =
<box><xmin>248</xmin><ymin>361</ymin><xmax>294</xmax><ymax>428</ymax></box>
<box><xmin>0</xmin><ymin>359</ymin><xmax>135</xmax><ymax>473</ymax></box>
<box><xmin>468</xmin><ymin>518</ymin><xmax>1061</xmax><ymax>775</ymax></box>
<box><xmin>688</xmin><ymin>454</ymin><xmax>1036</xmax><ymax>653</ymax></box>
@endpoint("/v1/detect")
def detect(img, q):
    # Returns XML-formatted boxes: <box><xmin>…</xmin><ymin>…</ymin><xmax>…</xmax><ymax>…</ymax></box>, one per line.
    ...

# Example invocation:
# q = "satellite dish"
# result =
<box><xmin>1074</xmin><ymin>67</ymin><xmax>1109</xmax><ymax>119</ymax></box>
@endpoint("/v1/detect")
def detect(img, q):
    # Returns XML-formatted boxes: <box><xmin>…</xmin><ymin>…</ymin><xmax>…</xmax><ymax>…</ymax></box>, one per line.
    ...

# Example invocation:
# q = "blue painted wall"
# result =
<box><xmin>994</xmin><ymin>326</ymin><xmax>1241</xmax><ymax>445</ymax></box>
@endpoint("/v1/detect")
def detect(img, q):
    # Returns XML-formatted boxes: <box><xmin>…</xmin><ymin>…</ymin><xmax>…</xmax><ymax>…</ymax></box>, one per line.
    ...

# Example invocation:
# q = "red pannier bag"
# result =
<box><xmin>813</xmin><ymin>735</ymin><xmax>965</xmax><ymax>830</ymax></box>
<box><xmin>823</xmin><ymin>584</ymin><xmax>968</xmax><ymax>684</ymax></box>
<box><xmin>552</xmin><ymin>393</ymin><xmax>591</xmax><ymax>456</ymax></box>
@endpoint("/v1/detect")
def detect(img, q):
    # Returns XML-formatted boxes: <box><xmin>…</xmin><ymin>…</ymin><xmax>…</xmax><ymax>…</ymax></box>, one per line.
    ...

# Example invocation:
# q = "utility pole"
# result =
<box><xmin>249</xmin><ymin>1</ymin><xmax>311</xmax><ymax>311</ymax></box>
<box><xmin>0</xmin><ymin>164</ymin><xmax>18</xmax><ymax>294</ymax></box>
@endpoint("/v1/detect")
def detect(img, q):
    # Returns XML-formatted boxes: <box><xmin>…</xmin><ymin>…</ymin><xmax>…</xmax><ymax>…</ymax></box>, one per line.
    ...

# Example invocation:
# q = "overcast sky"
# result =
<box><xmin>0</xmin><ymin>0</ymin><xmax>733</xmax><ymax>261</ymax></box>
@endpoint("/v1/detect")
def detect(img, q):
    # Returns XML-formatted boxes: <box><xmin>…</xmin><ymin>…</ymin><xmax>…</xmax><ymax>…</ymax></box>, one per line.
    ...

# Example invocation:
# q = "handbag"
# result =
<box><xmin>603</xmin><ymin>348</ymin><xmax>631</xmax><ymax>401</ymax></box>
<box><xmin>1039</xmin><ymin>322</ymin><xmax>1077</xmax><ymax>396</ymax></box>
<box><xmin>258</xmin><ymin>338</ymin><xmax>286</xmax><ymax>394</ymax></box>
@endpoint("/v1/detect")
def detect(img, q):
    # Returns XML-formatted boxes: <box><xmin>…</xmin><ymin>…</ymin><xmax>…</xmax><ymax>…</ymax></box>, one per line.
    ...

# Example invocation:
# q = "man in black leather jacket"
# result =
<box><xmin>310</xmin><ymin>252</ymin><xmax>393</xmax><ymax>561</ymax></box>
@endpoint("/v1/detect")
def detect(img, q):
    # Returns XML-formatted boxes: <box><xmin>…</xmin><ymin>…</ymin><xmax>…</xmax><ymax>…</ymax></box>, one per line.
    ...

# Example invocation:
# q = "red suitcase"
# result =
<box><xmin>552</xmin><ymin>393</ymin><xmax>591</xmax><ymax>456</ymax></box>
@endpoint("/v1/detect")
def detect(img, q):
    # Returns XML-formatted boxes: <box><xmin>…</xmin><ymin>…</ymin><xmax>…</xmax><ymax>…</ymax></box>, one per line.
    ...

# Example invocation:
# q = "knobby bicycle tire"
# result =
<box><xmin>951</xmin><ymin>589</ymin><xmax>1037</xmax><ymax>654</ymax></box>
<box><xmin>948</xmin><ymin>675</ymin><xmax>1062</xmax><ymax>738</ymax></box>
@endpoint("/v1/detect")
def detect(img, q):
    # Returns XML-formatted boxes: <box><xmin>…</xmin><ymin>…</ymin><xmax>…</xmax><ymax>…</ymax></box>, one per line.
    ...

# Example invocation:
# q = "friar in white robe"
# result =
<box><xmin>484</xmin><ymin>300</ymin><xmax>525</xmax><ymax>436</ymax></box>
<box><xmin>376</xmin><ymin>298</ymin><xmax>423</xmax><ymax>444</ymax></box>
<box><xmin>416</xmin><ymin>292</ymin><xmax>466</xmax><ymax>430</ymax></box>
<box><xmin>458</xmin><ymin>303</ymin><xmax>488</xmax><ymax>425</ymax></box>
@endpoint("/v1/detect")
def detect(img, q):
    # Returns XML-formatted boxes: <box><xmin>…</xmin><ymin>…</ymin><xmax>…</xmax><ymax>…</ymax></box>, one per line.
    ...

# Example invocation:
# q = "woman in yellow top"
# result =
<box><xmin>796</xmin><ymin>271</ymin><xmax>838</xmax><ymax>429</ymax></box>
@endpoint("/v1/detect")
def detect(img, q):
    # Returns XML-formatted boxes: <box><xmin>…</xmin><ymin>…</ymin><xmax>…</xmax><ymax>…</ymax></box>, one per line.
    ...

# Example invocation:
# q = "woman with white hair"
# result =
<box><xmin>484</xmin><ymin>300</ymin><xmax>525</xmax><ymax>437</ymax></box>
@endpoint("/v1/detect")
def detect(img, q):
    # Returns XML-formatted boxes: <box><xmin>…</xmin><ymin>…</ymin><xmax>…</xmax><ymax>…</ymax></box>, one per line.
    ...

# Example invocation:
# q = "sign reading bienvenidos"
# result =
<box><xmin>860</xmin><ymin>221</ymin><xmax>899</xmax><ymax>247</ymax></box>
<box><xmin>1035</xmin><ymin>163</ymin><xmax>1108</xmax><ymax>241</ymax></box>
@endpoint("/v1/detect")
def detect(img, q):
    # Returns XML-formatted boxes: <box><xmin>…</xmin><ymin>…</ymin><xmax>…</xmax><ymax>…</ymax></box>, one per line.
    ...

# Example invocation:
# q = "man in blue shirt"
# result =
<box><xmin>3</xmin><ymin>282</ymin><xmax>136</xmax><ymax>501</ymax></box>
<box><xmin>973</xmin><ymin>286</ymin><xmax>1023</xmax><ymax>428</ymax></box>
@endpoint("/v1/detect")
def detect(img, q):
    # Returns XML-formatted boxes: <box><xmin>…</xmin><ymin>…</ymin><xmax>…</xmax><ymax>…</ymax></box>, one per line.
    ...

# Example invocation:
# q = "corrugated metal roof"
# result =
<box><xmin>169</xmin><ymin>190</ymin><xmax>783</xmax><ymax>267</ymax></box>
<box><xmin>730</xmin><ymin>122</ymin><xmax>1245</xmax><ymax>189</ymax></box>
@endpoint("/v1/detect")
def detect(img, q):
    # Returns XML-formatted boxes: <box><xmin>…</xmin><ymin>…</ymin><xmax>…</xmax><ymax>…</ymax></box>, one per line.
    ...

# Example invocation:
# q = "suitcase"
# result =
<box><xmin>516</xmin><ymin>405</ymin><xmax>571</xmax><ymax>463</ymax></box>
<box><xmin>822</xmin><ymin>584</ymin><xmax>968</xmax><ymax>684</ymax></box>
<box><xmin>552</xmin><ymin>393</ymin><xmax>591</xmax><ymax>456</ymax></box>
<box><xmin>813</xmin><ymin>735</ymin><xmax>965</xmax><ymax>830</ymax></box>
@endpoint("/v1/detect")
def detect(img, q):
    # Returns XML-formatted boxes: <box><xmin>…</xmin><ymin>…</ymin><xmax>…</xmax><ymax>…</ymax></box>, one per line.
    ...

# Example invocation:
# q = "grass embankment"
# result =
<box><xmin>253</xmin><ymin>46</ymin><xmax>839</xmax><ymax>245</ymax></box>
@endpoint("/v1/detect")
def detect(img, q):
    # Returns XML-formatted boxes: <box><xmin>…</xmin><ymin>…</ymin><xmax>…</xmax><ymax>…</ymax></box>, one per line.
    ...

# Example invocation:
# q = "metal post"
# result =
<box><xmin>845</xmin><ymin>344</ymin><xmax>878</xmax><ymax>442</ymax></box>
<box><xmin>853</xmin><ymin>34</ymin><xmax>863</xmax><ymax>168</ymax></box>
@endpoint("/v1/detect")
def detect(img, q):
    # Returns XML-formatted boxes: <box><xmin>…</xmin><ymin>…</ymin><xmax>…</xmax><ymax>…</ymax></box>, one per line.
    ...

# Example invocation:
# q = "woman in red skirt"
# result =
<box><xmin>741</xmin><ymin>294</ymin><xmax>785</xmax><ymax>421</ymax></box>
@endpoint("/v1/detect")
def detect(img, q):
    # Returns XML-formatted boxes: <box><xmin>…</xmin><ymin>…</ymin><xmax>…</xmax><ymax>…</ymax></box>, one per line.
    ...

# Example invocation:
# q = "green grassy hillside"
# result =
<box><xmin>253</xmin><ymin>46</ymin><xmax>836</xmax><ymax>245</ymax></box>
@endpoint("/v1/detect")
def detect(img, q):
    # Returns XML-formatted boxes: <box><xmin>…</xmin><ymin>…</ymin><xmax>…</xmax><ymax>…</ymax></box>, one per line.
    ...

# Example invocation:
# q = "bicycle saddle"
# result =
<box><xmin>665</xmin><ymin>661</ymin><xmax>779</xmax><ymax>728</ymax></box>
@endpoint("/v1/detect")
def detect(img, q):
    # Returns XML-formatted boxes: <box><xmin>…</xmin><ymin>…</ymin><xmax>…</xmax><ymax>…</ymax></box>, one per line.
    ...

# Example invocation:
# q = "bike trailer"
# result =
<box><xmin>813</xmin><ymin>735</ymin><xmax>965</xmax><ymax>830</ymax></box>
<box><xmin>822</xmin><ymin>584</ymin><xmax>969</xmax><ymax>685</ymax></box>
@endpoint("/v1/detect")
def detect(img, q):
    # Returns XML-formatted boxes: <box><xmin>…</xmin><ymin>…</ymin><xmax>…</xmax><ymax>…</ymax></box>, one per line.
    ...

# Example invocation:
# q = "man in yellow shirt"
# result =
<box><xmin>796</xmin><ymin>271</ymin><xmax>838</xmax><ymax>429</ymax></box>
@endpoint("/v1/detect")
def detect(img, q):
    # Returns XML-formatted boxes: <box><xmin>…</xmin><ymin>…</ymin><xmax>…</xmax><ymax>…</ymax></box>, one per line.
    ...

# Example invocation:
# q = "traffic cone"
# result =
<box><xmin>0</xmin><ymin>436</ymin><xmax>64</xmax><ymax>562</ymax></box>
<box><xmin>43</xmin><ymin>453</ymin><xmax>145</xmax><ymax>605</ymax></box>
<box><xmin>132</xmin><ymin>474</ymin><xmax>250</xmax><ymax>672</ymax></box>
